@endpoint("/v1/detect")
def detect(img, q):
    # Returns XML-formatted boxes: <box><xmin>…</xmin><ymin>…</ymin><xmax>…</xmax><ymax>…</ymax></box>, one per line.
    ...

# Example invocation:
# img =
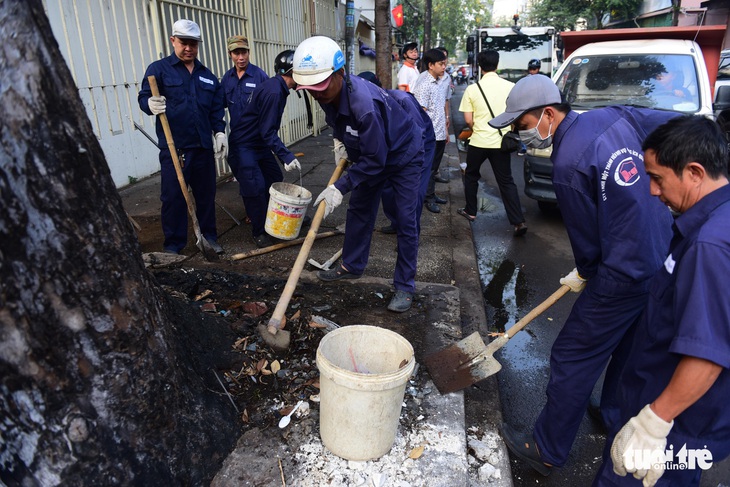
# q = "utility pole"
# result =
<box><xmin>423</xmin><ymin>0</ymin><xmax>432</xmax><ymax>51</ymax></box>
<box><xmin>345</xmin><ymin>0</ymin><xmax>356</xmax><ymax>75</ymax></box>
<box><xmin>375</xmin><ymin>0</ymin><xmax>393</xmax><ymax>88</ymax></box>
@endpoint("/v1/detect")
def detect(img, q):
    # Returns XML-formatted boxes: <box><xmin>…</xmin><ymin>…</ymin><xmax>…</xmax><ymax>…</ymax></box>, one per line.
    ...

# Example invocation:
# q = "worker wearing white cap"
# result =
<box><xmin>292</xmin><ymin>36</ymin><xmax>425</xmax><ymax>313</ymax></box>
<box><xmin>138</xmin><ymin>19</ymin><xmax>226</xmax><ymax>254</ymax></box>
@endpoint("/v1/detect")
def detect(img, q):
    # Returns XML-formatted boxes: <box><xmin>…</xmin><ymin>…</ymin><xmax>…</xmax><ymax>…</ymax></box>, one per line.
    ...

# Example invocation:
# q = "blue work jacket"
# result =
<box><xmin>228</xmin><ymin>75</ymin><xmax>295</xmax><ymax>165</ymax></box>
<box><xmin>221</xmin><ymin>63</ymin><xmax>269</xmax><ymax>125</ymax></box>
<box><xmin>138</xmin><ymin>54</ymin><xmax>225</xmax><ymax>150</ymax></box>
<box><xmin>619</xmin><ymin>184</ymin><xmax>730</xmax><ymax>458</ymax></box>
<box><xmin>551</xmin><ymin>106</ymin><xmax>678</xmax><ymax>292</ymax></box>
<box><xmin>389</xmin><ymin>89</ymin><xmax>436</xmax><ymax>148</ymax></box>
<box><xmin>321</xmin><ymin>75</ymin><xmax>423</xmax><ymax>194</ymax></box>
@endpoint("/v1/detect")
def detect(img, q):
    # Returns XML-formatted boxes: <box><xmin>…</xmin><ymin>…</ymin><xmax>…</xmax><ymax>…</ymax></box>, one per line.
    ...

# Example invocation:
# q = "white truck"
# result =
<box><xmin>523</xmin><ymin>25</ymin><xmax>726</xmax><ymax>211</ymax></box>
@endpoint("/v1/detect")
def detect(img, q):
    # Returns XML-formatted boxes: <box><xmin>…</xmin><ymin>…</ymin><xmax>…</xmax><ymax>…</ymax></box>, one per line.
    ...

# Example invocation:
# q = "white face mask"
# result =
<box><xmin>519</xmin><ymin>109</ymin><xmax>553</xmax><ymax>149</ymax></box>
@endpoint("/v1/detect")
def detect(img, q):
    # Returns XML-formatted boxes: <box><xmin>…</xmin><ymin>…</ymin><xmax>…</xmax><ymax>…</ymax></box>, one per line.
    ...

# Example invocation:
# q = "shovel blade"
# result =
<box><xmin>423</xmin><ymin>332</ymin><xmax>503</xmax><ymax>394</ymax></box>
<box><xmin>196</xmin><ymin>235</ymin><xmax>220</xmax><ymax>262</ymax></box>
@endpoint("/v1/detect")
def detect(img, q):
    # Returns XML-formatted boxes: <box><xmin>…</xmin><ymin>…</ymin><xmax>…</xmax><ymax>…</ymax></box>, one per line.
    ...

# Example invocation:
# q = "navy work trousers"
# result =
<box><xmin>463</xmin><ymin>145</ymin><xmax>524</xmax><ymax>225</ymax></box>
<box><xmin>159</xmin><ymin>147</ymin><xmax>217</xmax><ymax>252</ymax></box>
<box><xmin>227</xmin><ymin>144</ymin><xmax>283</xmax><ymax>237</ymax></box>
<box><xmin>533</xmin><ymin>282</ymin><xmax>648</xmax><ymax>467</ymax></box>
<box><xmin>344</xmin><ymin>154</ymin><xmax>423</xmax><ymax>293</ymax></box>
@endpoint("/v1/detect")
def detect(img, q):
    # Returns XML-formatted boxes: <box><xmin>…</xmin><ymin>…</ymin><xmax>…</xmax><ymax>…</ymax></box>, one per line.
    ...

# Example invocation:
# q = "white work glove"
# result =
<box><xmin>313</xmin><ymin>184</ymin><xmax>343</xmax><ymax>219</ymax></box>
<box><xmin>148</xmin><ymin>95</ymin><xmax>166</xmax><ymax>115</ymax></box>
<box><xmin>214</xmin><ymin>132</ymin><xmax>228</xmax><ymax>163</ymax></box>
<box><xmin>333</xmin><ymin>138</ymin><xmax>349</xmax><ymax>166</ymax></box>
<box><xmin>284</xmin><ymin>158</ymin><xmax>301</xmax><ymax>172</ymax></box>
<box><xmin>560</xmin><ymin>268</ymin><xmax>587</xmax><ymax>293</ymax></box>
<box><xmin>611</xmin><ymin>404</ymin><xmax>674</xmax><ymax>486</ymax></box>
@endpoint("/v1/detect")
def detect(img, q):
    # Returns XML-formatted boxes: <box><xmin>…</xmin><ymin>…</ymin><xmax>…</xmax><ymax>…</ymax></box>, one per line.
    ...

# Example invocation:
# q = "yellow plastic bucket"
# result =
<box><xmin>264</xmin><ymin>182</ymin><xmax>312</xmax><ymax>240</ymax></box>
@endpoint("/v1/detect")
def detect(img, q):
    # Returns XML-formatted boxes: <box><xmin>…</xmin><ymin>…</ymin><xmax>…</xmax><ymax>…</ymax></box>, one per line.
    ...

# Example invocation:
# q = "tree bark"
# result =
<box><xmin>0</xmin><ymin>2</ymin><xmax>238</xmax><ymax>485</ymax></box>
<box><xmin>423</xmin><ymin>0</ymin><xmax>432</xmax><ymax>52</ymax></box>
<box><xmin>375</xmin><ymin>0</ymin><xmax>393</xmax><ymax>88</ymax></box>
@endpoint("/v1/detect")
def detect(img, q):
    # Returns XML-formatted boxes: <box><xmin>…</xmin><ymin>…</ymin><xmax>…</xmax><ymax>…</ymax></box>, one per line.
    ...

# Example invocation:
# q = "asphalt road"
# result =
<box><xmin>450</xmin><ymin>82</ymin><xmax>729</xmax><ymax>487</ymax></box>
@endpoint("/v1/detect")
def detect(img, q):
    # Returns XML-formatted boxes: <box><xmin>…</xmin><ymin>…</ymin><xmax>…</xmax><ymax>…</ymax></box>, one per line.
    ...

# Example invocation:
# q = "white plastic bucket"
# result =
<box><xmin>264</xmin><ymin>182</ymin><xmax>312</xmax><ymax>240</ymax></box>
<box><xmin>316</xmin><ymin>325</ymin><xmax>416</xmax><ymax>461</ymax></box>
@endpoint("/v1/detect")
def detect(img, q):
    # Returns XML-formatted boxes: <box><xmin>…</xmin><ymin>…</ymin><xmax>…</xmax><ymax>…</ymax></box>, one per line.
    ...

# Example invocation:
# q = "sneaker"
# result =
<box><xmin>387</xmin><ymin>290</ymin><xmax>413</xmax><ymax>312</ymax></box>
<box><xmin>425</xmin><ymin>200</ymin><xmax>441</xmax><ymax>213</ymax></box>
<box><xmin>317</xmin><ymin>265</ymin><xmax>362</xmax><ymax>281</ymax></box>
<box><xmin>380</xmin><ymin>224</ymin><xmax>397</xmax><ymax>234</ymax></box>
<box><xmin>433</xmin><ymin>175</ymin><xmax>449</xmax><ymax>183</ymax></box>
<box><xmin>254</xmin><ymin>233</ymin><xmax>274</xmax><ymax>249</ymax></box>
<box><xmin>208</xmin><ymin>240</ymin><xmax>224</xmax><ymax>254</ymax></box>
<box><xmin>433</xmin><ymin>195</ymin><xmax>447</xmax><ymax>204</ymax></box>
<box><xmin>513</xmin><ymin>222</ymin><xmax>528</xmax><ymax>237</ymax></box>
<box><xmin>500</xmin><ymin>423</ymin><xmax>552</xmax><ymax>476</ymax></box>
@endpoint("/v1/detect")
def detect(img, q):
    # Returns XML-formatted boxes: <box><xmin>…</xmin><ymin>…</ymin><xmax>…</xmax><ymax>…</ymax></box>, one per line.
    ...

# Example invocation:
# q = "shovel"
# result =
<box><xmin>424</xmin><ymin>284</ymin><xmax>570</xmax><ymax>394</ymax></box>
<box><xmin>147</xmin><ymin>75</ymin><xmax>219</xmax><ymax>262</ymax></box>
<box><xmin>258</xmin><ymin>160</ymin><xmax>347</xmax><ymax>352</ymax></box>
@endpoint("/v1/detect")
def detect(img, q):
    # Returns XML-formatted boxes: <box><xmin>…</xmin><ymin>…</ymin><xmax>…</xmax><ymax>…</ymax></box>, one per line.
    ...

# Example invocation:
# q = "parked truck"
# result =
<box><xmin>523</xmin><ymin>25</ymin><xmax>726</xmax><ymax>211</ymax></box>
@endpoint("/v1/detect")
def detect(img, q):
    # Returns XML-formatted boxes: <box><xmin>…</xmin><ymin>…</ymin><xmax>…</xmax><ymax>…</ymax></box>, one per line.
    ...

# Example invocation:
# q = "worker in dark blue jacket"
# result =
<box><xmin>220</xmin><ymin>35</ymin><xmax>268</xmax><ymax>129</ymax></box>
<box><xmin>594</xmin><ymin>116</ymin><xmax>730</xmax><ymax>487</ymax></box>
<box><xmin>228</xmin><ymin>50</ymin><xmax>302</xmax><ymax>248</ymax></box>
<box><xmin>292</xmin><ymin>36</ymin><xmax>424</xmax><ymax>313</ymax></box>
<box><xmin>489</xmin><ymin>74</ymin><xmax>678</xmax><ymax>476</ymax></box>
<box><xmin>138</xmin><ymin>19</ymin><xmax>226</xmax><ymax>255</ymax></box>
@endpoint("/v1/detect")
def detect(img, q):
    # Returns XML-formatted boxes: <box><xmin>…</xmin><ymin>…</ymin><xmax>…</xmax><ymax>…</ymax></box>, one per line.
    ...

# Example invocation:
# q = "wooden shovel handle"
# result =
<box><xmin>505</xmin><ymin>284</ymin><xmax>571</xmax><ymax>339</ymax></box>
<box><xmin>267</xmin><ymin>161</ymin><xmax>347</xmax><ymax>334</ymax></box>
<box><xmin>147</xmin><ymin>76</ymin><xmax>201</xmax><ymax>232</ymax></box>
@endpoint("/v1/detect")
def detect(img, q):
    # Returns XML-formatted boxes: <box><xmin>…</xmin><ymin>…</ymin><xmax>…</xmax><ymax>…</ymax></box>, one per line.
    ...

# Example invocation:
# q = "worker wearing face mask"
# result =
<box><xmin>487</xmin><ymin>74</ymin><xmax>680</xmax><ymax>478</ymax></box>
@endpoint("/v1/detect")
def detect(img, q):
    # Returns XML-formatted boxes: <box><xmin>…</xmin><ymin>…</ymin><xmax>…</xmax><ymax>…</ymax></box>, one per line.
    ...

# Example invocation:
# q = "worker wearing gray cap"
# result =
<box><xmin>489</xmin><ymin>74</ymin><xmax>678</xmax><ymax>477</ymax></box>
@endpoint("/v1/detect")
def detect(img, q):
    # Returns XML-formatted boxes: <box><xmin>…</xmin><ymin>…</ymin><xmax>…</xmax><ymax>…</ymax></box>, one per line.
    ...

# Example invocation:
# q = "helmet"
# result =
<box><xmin>274</xmin><ymin>49</ymin><xmax>295</xmax><ymax>75</ymax></box>
<box><xmin>528</xmin><ymin>58</ymin><xmax>541</xmax><ymax>70</ymax></box>
<box><xmin>402</xmin><ymin>41</ymin><xmax>418</xmax><ymax>58</ymax></box>
<box><xmin>292</xmin><ymin>36</ymin><xmax>345</xmax><ymax>87</ymax></box>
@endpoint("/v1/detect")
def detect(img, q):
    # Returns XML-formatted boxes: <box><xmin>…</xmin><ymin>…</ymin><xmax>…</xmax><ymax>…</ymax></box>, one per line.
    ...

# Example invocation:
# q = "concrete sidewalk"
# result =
<box><xmin>120</xmin><ymin>128</ymin><xmax>512</xmax><ymax>486</ymax></box>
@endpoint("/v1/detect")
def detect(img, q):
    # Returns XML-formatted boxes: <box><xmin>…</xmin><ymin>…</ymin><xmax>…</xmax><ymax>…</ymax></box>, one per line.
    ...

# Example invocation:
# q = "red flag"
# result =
<box><xmin>392</xmin><ymin>4</ymin><xmax>404</xmax><ymax>28</ymax></box>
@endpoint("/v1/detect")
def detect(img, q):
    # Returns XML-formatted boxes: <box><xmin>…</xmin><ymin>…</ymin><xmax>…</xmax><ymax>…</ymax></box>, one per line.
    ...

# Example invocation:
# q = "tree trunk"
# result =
<box><xmin>0</xmin><ymin>2</ymin><xmax>238</xmax><ymax>485</ymax></box>
<box><xmin>375</xmin><ymin>0</ymin><xmax>393</xmax><ymax>88</ymax></box>
<box><xmin>423</xmin><ymin>0</ymin><xmax>432</xmax><ymax>52</ymax></box>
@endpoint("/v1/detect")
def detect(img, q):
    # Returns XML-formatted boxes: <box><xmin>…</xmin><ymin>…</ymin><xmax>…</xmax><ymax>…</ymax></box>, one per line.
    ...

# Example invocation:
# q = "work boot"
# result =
<box><xmin>387</xmin><ymin>290</ymin><xmax>413</xmax><ymax>312</ymax></box>
<box><xmin>317</xmin><ymin>265</ymin><xmax>361</xmax><ymax>281</ymax></box>
<box><xmin>254</xmin><ymin>233</ymin><xmax>274</xmax><ymax>249</ymax></box>
<box><xmin>500</xmin><ymin>423</ymin><xmax>552</xmax><ymax>476</ymax></box>
<box><xmin>425</xmin><ymin>200</ymin><xmax>441</xmax><ymax>213</ymax></box>
<box><xmin>433</xmin><ymin>175</ymin><xmax>449</xmax><ymax>183</ymax></box>
<box><xmin>513</xmin><ymin>222</ymin><xmax>528</xmax><ymax>237</ymax></box>
<box><xmin>380</xmin><ymin>224</ymin><xmax>397</xmax><ymax>234</ymax></box>
<box><xmin>433</xmin><ymin>195</ymin><xmax>447</xmax><ymax>204</ymax></box>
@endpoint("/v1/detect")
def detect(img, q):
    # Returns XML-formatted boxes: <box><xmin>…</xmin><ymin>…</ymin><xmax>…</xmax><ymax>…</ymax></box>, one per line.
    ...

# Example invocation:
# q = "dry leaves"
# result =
<box><xmin>408</xmin><ymin>444</ymin><xmax>426</xmax><ymax>460</ymax></box>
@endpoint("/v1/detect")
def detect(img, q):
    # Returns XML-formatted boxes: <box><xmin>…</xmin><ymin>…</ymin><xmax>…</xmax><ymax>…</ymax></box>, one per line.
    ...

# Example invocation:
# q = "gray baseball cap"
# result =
<box><xmin>489</xmin><ymin>75</ymin><xmax>561</xmax><ymax>129</ymax></box>
<box><xmin>172</xmin><ymin>19</ymin><xmax>201</xmax><ymax>41</ymax></box>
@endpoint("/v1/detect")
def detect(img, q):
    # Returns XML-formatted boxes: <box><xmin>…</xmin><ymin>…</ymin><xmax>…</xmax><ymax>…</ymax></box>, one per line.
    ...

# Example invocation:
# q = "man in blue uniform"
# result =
<box><xmin>594</xmin><ymin>115</ymin><xmax>730</xmax><ymax>487</ymax></box>
<box><xmin>220</xmin><ymin>36</ymin><xmax>268</xmax><ymax>140</ymax></box>
<box><xmin>138</xmin><ymin>19</ymin><xmax>226</xmax><ymax>255</ymax></box>
<box><xmin>228</xmin><ymin>50</ymin><xmax>302</xmax><ymax>248</ymax></box>
<box><xmin>292</xmin><ymin>36</ymin><xmax>425</xmax><ymax>312</ymax></box>
<box><xmin>489</xmin><ymin>74</ymin><xmax>677</xmax><ymax>476</ymax></box>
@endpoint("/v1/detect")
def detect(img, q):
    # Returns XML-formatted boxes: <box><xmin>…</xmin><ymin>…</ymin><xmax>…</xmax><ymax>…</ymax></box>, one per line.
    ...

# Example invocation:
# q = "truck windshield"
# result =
<box><xmin>481</xmin><ymin>33</ymin><xmax>552</xmax><ymax>82</ymax></box>
<box><xmin>555</xmin><ymin>54</ymin><xmax>700</xmax><ymax>113</ymax></box>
